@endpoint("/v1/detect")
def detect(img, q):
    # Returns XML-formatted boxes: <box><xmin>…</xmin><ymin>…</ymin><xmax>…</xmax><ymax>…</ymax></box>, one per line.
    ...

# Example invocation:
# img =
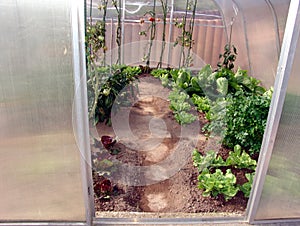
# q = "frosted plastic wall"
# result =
<box><xmin>254</xmin><ymin>6</ymin><xmax>300</xmax><ymax>220</ymax></box>
<box><xmin>0</xmin><ymin>0</ymin><xmax>85</xmax><ymax>221</ymax></box>
<box><xmin>215</xmin><ymin>0</ymin><xmax>290</xmax><ymax>88</ymax></box>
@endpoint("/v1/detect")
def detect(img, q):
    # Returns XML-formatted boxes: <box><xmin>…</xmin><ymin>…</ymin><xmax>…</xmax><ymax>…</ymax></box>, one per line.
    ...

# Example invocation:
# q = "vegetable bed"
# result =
<box><xmin>89</xmin><ymin>46</ymin><xmax>272</xmax><ymax>214</ymax></box>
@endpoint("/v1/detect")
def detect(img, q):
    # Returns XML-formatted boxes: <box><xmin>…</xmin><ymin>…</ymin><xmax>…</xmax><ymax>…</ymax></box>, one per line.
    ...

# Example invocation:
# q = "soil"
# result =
<box><xmin>91</xmin><ymin>75</ymin><xmax>250</xmax><ymax>216</ymax></box>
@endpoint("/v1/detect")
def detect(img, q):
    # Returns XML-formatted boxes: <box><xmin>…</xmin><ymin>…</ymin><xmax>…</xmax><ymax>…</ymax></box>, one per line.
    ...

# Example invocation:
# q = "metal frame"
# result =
<box><xmin>246</xmin><ymin>0</ymin><xmax>300</xmax><ymax>223</ymax></box>
<box><xmin>93</xmin><ymin>216</ymin><xmax>246</xmax><ymax>225</ymax></box>
<box><xmin>0</xmin><ymin>0</ymin><xmax>93</xmax><ymax>225</ymax></box>
<box><xmin>2</xmin><ymin>1</ymin><xmax>300</xmax><ymax>225</ymax></box>
<box><xmin>71</xmin><ymin>0</ymin><xmax>95</xmax><ymax>225</ymax></box>
<box><xmin>0</xmin><ymin>223</ymin><xmax>86</xmax><ymax>226</ymax></box>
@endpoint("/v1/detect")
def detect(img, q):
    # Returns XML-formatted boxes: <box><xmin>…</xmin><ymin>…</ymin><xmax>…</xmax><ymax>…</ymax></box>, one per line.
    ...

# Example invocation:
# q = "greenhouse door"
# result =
<box><xmin>247</xmin><ymin>0</ymin><xmax>300</xmax><ymax>224</ymax></box>
<box><xmin>0</xmin><ymin>0</ymin><xmax>93</xmax><ymax>224</ymax></box>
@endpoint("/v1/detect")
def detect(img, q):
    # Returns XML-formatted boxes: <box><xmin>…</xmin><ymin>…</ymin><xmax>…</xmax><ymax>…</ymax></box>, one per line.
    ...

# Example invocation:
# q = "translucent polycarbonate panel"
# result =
<box><xmin>254</xmin><ymin>4</ymin><xmax>300</xmax><ymax>220</ymax></box>
<box><xmin>0</xmin><ymin>0</ymin><xmax>85</xmax><ymax>221</ymax></box>
<box><xmin>215</xmin><ymin>0</ymin><xmax>290</xmax><ymax>88</ymax></box>
<box><xmin>269</xmin><ymin>0</ymin><xmax>290</xmax><ymax>47</ymax></box>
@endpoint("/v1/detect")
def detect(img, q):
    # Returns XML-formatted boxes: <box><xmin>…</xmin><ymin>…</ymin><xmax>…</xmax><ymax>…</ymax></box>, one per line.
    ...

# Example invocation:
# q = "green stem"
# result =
<box><xmin>185</xmin><ymin>0</ymin><xmax>198</xmax><ymax>67</ymax></box>
<box><xmin>101</xmin><ymin>0</ymin><xmax>108</xmax><ymax>66</ymax></box>
<box><xmin>145</xmin><ymin>0</ymin><xmax>156</xmax><ymax>67</ymax></box>
<box><xmin>157</xmin><ymin>0</ymin><xmax>168</xmax><ymax>68</ymax></box>
<box><xmin>113</xmin><ymin>0</ymin><xmax>122</xmax><ymax>64</ymax></box>
<box><xmin>90</xmin><ymin>62</ymin><xmax>100</xmax><ymax>122</ymax></box>
<box><xmin>179</xmin><ymin>0</ymin><xmax>189</xmax><ymax>68</ymax></box>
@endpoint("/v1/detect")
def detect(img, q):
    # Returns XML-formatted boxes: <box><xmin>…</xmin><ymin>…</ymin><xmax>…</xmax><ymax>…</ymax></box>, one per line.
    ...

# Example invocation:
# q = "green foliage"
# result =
<box><xmin>195</xmin><ymin>65</ymin><xmax>266</xmax><ymax>100</ymax></box>
<box><xmin>192</xmin><ymin>150</ymin><xmax>225</xmax><ymax>171</ymax></box>
<box><xmin>174</xmin><ymin>111</ymin><xmax>197</xmax><ymax>125</ymax></box>
<box><xmin>216</xmin><ymin>77</ymin><xmax>228</xmax><ymax>96</ymax></box>
<box><xmin>192</xmin><ymin>146</ymin><xmax>257</xmax><ymax>201</ymax></box>
<box><xmin>202</xmin><ymin>98</ymin><xmax>227</xmax><ymax>134</ymax></box>
<box><xmin>151</xmin><ymin>68</ymin><xmax>197</xmax><ymax>125</ymax></box>
<box><xmin>198</xmin><ymin>168</ymin><xmax>239</xmax><ymax>201</ymax></box>
<box><xmin>217</xmin><ymin>44</ymin><xmax>237</xmax><ymax>70</ymax></box>
<box><xmin>223</xmin><ymin>91</ymin><xmax>272</xmax><ymax>154</ymax></box>
<box><xmin>168</xmin><ymin>88</ymin><xmax>197</xmax><ymax>125</ymax></box>
<box><xmin>151</xmin><ymin>69</ymin><xmax>171</xmax><ymax>87</ymax></box>
<box><xmin>93</xmin><ymin>159</ymin><xmax>115</xmax><ymax>177</ymax></box>
<box><xmin>175</xmin><ymin>69</ymin><xmax>191</xmax><ymax>89</ymax></box>
<box><xmin>86</xmin><ymin>22</ymin><xmax>106</xmax><ymax>63</ymax></box>
<box><xmin>191</xmin><ymin>94</ymin><xmax>210</xmax><ymax>113</ymax></box>
<box><xmin>239</xmin><ymin>172</ymin><xmax>255</xmax><ymax>198</ymax></box>
<box><xmin>226</xmin><ymin>145</ymin><xmax>257</xmax><ymax>170</ymax></box>
<box><xmin>234</xmin><ymin>68</ymin><xmax>266</xmax><ymax>95</ymax></box>
<box><xmin>88</xmin><ymin>65</ymin><xmax>141</xmax><ymax>125</ymax></box>
<box><xmin>151</xmin><ymin>68</ymin><xmax>203</xmax><ymax>96</ymax></box>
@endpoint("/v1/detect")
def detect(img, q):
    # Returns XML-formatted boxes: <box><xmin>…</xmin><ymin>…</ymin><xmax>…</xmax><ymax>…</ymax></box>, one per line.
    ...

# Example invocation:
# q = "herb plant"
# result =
<box><xmin>222</xmin><ymin>91</ymin><xmax>272</xmax><ymax>154</ymax></box>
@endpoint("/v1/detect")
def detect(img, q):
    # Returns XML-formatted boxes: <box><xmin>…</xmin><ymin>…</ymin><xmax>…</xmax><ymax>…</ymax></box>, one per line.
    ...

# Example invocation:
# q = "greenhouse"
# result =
<box><xmin>0</xmin><ymin>0</ymin><xmax>300</xmax><ymax>225</ymax></box>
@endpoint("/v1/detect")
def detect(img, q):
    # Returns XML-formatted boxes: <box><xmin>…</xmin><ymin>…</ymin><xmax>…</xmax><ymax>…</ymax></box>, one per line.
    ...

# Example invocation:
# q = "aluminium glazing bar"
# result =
<box><xmin>0</xmin><ymin>223</ymin><xmax>86</xmax><ymax>226</ymax></box>
<box><xmin>71</xmin><ymin>0</ymin><xmax>95</xmax><ymax>225</ymax></box>
<box><xmin>246</xmin><ymin>0</ymin><xmax>300</xmax><ymax>223</ymax></box>
<box><xmin>93</xmin><ymin>216</ymin><xmax>245</xmax><ymax>225</ymax></box>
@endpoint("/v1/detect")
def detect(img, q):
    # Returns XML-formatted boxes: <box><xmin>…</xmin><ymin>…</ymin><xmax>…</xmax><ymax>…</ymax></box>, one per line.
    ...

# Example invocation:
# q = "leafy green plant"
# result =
<box><xmin>195</xmin><ymin>64</ymin><xmax>266</xmax><ymax>100</ymax></box>
<box><xmin>151</xmin><ymin>68</ymin><xmax>203</xmax><ymax>96</ymax></box>
<box><xmin>191</xmin><ymin>94</ymin><xmax>210</xmax><ymax>113</ymax></box>
<box><xmin>93</xmin><ymin>158</ymin><xmax>115</xmax><ymax>177</ymax></box>
<box><xmin>192</xmin><ymin>146</ymin><xmax>257</xmax><ymax>201</ymax></box>
<box><xmin>150</xmin><ymin>68</ymin><xmax>171</xmax><ymax>87</ymax></box>
<box><xmin>192</xmin><ymin>149</ymin><xmax>225</xmax><ymax>172</ymax></box>
<box><xmin>88</xmin><ymin>65</ymin><xmax>141</xmax><ymax>125</ymax></box>
<box><xmin>226</xmin><ymin>145</ymin><xmax>257</xmax><ymax>170</ymax></box>
<box><xmin>174</xmin><ymin>69</ymin><xmax>192</xmax><ymax>90</ymax></box>
<box><xmin>168</xmin><ymin>88</ymin><xmax>197</xmax><ymax>125</ymax></box>
<box><xmin>223</xmin><ymin>90</ymin><xmax>272</xmax><ymax>154</ymax></box>
<box><xmin>239</xmin><ymin>172</ymin><xmax>255</xmax><ymax>198</ymax></box>
<box><xmin>198</xmin><ymin>168</ymin><xmax>239</xmax><ymax>201</ymax></box>
<box><xmin>202</xmin><ymin>98</ymin><xmax>227</xmax><ymax>135</ymax></box>
<box><xmin>203</xmin><ymin>87</ymin><xmax>272</xmax><ymax>154</ymax></box>
<box><xmin>217</xmin><ymin>43</ymin><xmax>237</xmax><ymax>70</ymax></box>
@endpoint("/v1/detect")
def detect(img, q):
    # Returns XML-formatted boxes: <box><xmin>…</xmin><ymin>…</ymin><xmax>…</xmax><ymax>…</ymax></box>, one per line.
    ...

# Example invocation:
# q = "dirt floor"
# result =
<box><xmin>91</xmin><ymin>75</ymin><xmax>249</xmax><ymax>216</ymax></box>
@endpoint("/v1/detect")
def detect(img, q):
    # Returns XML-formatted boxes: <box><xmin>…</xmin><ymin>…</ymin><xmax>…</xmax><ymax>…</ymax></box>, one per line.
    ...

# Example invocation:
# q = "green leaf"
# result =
<box><xmin>239</xmin><ymin>172</ymin><xmax>255</xmax><ymax>198</ymax></box>
<box><xmin>197</xmin><ymin>168</ymin><xmax>238</xmax><ymax>201</ymax></box>
<box><xmin>192</xmin><ymin>150</ymin><xmax>225</xmax><ymax>172</ymax></box>
<box><xmin>198</xmin><ymin>64</ymin><xmax>212</xmax><ymax>84</ymax></box>
<box><xmin>192</xmin><ymin>94</ymin><xmax>210</xmax><ymax>113</ymax></box>
<box><xmin>174</xmin><ymin>111</ymin><xmax>197</xmax><ymax>125</ymax></box>
<box><xmin>176</xmin><ymin>69</ymin><xmax>191</xmax><ymax>89</ymax></box>
<box><xmin>216</xmin><ymin>77</ymin><xmax>228</xmax><ymax>96</ymax></box>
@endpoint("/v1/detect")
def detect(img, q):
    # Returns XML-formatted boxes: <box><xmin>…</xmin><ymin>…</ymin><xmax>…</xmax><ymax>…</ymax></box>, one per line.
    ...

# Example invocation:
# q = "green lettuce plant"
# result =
<box><xmin>198</xmin><ymin>168</ymin><xmax>239</xmax><ymax>201</ymax></box>
<box><xmin>192</xmin><ymin>150</ymin><xmax>225</xmax><ymax>172</ymax></box>
<box><xmin>225</xmin><ymin>145</ymin><xmax>257</xmax><ymax>170</ymax></box>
